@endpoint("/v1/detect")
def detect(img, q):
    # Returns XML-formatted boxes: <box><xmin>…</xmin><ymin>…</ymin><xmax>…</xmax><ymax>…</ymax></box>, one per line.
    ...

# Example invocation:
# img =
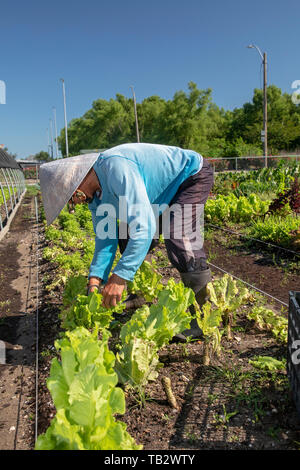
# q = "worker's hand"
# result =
<box><xmin>87</xmin><ymin>277</ymin><xmax>101</xmax><ymax>295</ymax></box>
<box><xmin>102</xmin><ymin>273</ymin><xmax>126</xmax><ymax>309</ymax></box>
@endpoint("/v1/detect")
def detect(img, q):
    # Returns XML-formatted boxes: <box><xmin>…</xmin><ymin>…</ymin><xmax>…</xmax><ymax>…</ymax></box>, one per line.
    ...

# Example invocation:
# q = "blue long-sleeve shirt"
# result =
<box><xmin>88</xmin><ymin>143</ymin><xmax>202</xmax><ymax>282</ymax></box>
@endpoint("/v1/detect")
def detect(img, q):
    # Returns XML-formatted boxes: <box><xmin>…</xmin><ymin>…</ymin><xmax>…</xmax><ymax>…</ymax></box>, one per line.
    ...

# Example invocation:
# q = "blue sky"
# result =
<box><xmin>0</xmin><ymin>0</ymin><xmax>299</xmax><ymax>158</ymax></box>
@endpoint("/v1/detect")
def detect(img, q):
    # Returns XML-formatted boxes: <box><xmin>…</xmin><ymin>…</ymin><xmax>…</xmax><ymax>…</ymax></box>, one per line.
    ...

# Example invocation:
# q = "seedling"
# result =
<box><xmin>213</xmin><ymin>404</ymin><xmax>238</xmax><ymax>428</ymax></box>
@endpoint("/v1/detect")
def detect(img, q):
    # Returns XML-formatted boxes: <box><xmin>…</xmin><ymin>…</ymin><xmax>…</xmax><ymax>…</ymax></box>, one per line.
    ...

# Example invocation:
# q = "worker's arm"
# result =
<box><xmin>89</xmin><ymin>158</ymin><xmax>156</xmax><ymax>307</ymax></box>
<box><xmin>87</xmin><ymin>276</ymin><xmax>101</xmax><ymax>294</ymax></box>
<box><xmin>88</xmin><ymin>201</ymin><xmax>119</xmax><ymax>284</ymax></box>
<box><xmin>106</xmin><ymin>158</ymin><xmax>157</xmax><ymax>281</ymax></box>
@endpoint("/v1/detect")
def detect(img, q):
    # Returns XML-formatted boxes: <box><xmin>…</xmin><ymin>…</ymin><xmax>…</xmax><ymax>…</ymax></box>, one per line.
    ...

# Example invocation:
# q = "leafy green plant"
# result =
<box><xmin>195</xmin><ymin>302</ymin><xmax>222</xmax><ymax>365</ymax></box>
<box><xmin>247</xmin><ymin>306</ymin><xmax>288</xmax><ymax>343</ymax></box>
<box><xmin>249</xmin><ymin>356</ymin><xmax>286</xmax><ymax>372</ymax></box>
<box><xmin>207</xmin><ymin>274</ymin><xmax>252</xmax><ymax>340</ymax></box>
<box><xmin>205</xmin><ymin>193</ymin><xmax>269</xmax><ymax>224</ymax></box>
<box><xmin>60</xmin><ymin>290</ymin><xmax>126</xmax><ymax>331</ymax></box>
<box><xmin>213</xmin><ymin>404</ymin><xmax>238</xmax><ymax>428</ymax></box>
<box><xmin>127</xmin><ymin>260</ymin><xmax>164</xmax><ymax>301</ymax></box>
<box><xmin>115</xmin><ymin>280</ymin><xmax>194</xmax><ymax>389</ymax></box>
<box><xmin>247</xmin><ymin>213</ymin><xmax>300</xmax><ymax>248</ymax></box>
<box><xmin>35</xmin><ymin>327</ymin><xmax>141</xmax><ymax>450</ymax></box>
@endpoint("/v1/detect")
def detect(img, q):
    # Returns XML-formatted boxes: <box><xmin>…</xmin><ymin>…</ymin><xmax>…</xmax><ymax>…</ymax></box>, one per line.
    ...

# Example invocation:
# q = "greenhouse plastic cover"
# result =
<box><xmin>0</xmin><ymin>148</ymin><xmax>22</xmax><ymax>170</ymax></box>
<box><xmin>39</xmin><ymin>153</ymin><xmax>99</xmax><ymax>225</ymax></box>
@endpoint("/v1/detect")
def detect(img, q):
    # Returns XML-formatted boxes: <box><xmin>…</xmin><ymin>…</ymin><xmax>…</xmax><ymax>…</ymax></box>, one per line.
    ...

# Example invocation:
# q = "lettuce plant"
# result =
<box><xmin>60</xmin><ymin>290</ymin><xmax>126</xmax><ymax>331</ymax></box>
<box><xmin>35</xmin><ymin>327</ymin><xmax>142</xmax><ymax>450</ymax></box>
<box><xmin>115</xmin><ymin>280</ymin><xmax>194</xmax><ymax>389</ymax></box>
<box><xmin>127</xmin><ymin>260</ymin><xmax>164</xmax><ymax>301</ymax></box>
<box><xmin>247</xmin><ymin>306</ymin><xmax>288</xmax><ymax>343</ymax></box>
<box><xmin>195</xmin><ymin>302</ymin><xmax>222</xmax><ymax>366</ymax></box>
<box><xmin>207</xmin><ymin>274</ymin><xmax>251</xmax><ymax>340</ymax></box>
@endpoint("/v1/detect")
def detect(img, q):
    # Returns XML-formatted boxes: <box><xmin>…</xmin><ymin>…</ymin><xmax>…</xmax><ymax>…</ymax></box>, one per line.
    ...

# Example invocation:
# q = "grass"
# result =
<box><xmin>25</xmin><ymin>185</ymin><xmax>40</xmax><ymax>197</ymax></box>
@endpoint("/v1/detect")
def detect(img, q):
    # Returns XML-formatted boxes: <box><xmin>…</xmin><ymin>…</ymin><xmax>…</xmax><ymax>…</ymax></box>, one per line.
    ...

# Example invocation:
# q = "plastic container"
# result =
<box><xmin>287</xmin><ymin>291</ymin><xmax>300</xmax><ymax>419</ymax></box>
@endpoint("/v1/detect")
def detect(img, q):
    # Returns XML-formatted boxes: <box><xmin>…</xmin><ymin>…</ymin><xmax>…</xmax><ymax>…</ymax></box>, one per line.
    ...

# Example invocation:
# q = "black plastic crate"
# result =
<box><xmin>287</xmin><ymin>291</ymin><xmax>300</xmax><ymax>419</ymax></box>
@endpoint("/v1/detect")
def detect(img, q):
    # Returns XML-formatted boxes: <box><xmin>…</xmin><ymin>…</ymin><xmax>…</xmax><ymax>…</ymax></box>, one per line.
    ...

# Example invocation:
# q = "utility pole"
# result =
<box><xmin>60</xmin><ymin>78</ymin><xmax>69</xmax><ymax>157</ymax></box>
<box><xmin>52</xmin><ymin>106</ymin><xmax>59</xmax><ymax>159</ymax></box>
<box><xmin>263</xmin><ymin>52</ymin><xmax>268</xmax><ymax>165</ymax></box>
<box><xmin>49</xmin><ymin>119</ymin><xmax>54</xmax><ymax>159</ymax></box>
<box><xmin>47</xmin><ymin>128</ymin><xmax>51</xmax><ymax>156</ymax></box>
<box><xmin>130</xmin><ymin>85</ymin><xmax>140</xmax><ymax>143</ymax></box>
<box><xmin>247</xmin><ymin>45</ymin><xmax>268</xmax><ymax>167</ymax></box>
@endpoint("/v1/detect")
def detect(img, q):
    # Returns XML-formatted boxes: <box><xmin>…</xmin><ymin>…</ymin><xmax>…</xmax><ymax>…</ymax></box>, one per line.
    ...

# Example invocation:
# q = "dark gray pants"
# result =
<box><xmin>118</xmin><ymin>158</ymin><xmax>214</xmax><ymax>274</ymax></box>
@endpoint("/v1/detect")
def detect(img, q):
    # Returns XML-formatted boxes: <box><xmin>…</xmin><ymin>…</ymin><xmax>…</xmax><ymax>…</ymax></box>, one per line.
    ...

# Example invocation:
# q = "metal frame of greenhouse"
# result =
<box><xmin>0</xmin><ymin>148</ymin><xmax>26</xmax><ymax>236</ymax></box>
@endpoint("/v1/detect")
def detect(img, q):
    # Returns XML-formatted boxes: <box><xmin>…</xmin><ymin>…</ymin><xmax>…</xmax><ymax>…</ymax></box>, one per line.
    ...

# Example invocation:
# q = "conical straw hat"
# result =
<box><xmin>39</xmin><ymin>153</ymin><xmax>99</xmax><ymax>225</ymax></box>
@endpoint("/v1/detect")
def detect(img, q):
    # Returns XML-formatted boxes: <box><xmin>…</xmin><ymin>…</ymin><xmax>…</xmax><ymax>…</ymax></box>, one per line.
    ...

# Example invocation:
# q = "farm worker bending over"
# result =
<box><xmin>39</xmin><ymin>143</ymin><xmax>214</xmax><ymax>341</ymax></box>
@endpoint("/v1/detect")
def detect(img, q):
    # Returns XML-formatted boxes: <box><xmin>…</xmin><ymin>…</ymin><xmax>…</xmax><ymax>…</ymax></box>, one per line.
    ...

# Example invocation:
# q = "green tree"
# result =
<box><xmin>57</xmin><ymin>83</ymin><xmax>300</xmax><ymax>159</ymax></box>
<box><xmin>226</xmin><ymin>85</ymin><xmax>300</xmax><ymax>155</ymax></box>
<box><xmin>33</xmin><ymin>151</ymin><xmax>52</xmax><ymax>162</ymax></box>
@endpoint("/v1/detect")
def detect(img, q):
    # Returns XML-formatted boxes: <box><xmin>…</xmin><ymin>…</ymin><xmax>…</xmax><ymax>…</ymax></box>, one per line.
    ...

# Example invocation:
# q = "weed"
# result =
<box><xmin>213</xmin><ymin>404</ymin><xmax>238</xmax><ymax>428</ymax></box>
<box><xmin>207</xmin><ymin>393</ymin><xmax>218</xmax><ymax>404</ymax></box>
<box><xmin>162</xmin><ymin>414</ymin><xmax>170</xmax><ymax>422</ymax></box>
<box><xmin>267</xmin><ymin>426</ymin><xmax>281</xmax><ymax>440</ymax></box>
<box><xmin>185</xmin><ymin>431</ymin><xmax>198</xmax><ymax>443</ymax></box>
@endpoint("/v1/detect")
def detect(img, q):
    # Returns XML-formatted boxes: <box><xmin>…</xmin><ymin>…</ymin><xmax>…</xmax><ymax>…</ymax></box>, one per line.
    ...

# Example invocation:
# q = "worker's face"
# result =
<box><xmin>68</xmin><ymin>188</ymin><xmax>92</xmax><ymax>213</ymax></box>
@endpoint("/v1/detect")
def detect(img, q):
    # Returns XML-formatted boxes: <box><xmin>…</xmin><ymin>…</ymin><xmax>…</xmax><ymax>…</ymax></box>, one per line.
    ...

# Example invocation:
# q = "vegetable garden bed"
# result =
<box><xmin>34</xmin><ymin>200</ymin><xmax>300</xmax><ymax>450</ymax></box>
<box><xmin>1</xmin><ymin>165</ymin><xmax>300</xmax><ymax>451</ymax></box>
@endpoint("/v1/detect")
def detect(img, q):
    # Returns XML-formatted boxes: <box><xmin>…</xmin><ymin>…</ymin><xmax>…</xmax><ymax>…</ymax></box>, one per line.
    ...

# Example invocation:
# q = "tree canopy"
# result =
<box><xmin>57</xmin><ymin>82</ymin><xmax>300</xmax><ymax>158</ymax></box>
<box><xmin>33</xmin><ymin>151</ymin><xmax>52</xmax><ymax>162</ymax></box>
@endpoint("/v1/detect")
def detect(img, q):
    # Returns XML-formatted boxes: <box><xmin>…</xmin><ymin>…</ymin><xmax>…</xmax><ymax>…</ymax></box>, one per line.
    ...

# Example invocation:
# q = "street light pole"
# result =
<box><xmin>49</xmin><ymin>118</ymin><xmax>54</xmax><ymax>159</ymax></box>
<box><xmin>263</xmin><ymin>52</ymin><xmax>268</xmax><ymax>165</ymax></box>
<box><xmin>130</xmin><ymin>85</ymin><xmax>140</xmax><ymax>143</ymax></box>
<box><xmin>47</xmin><ymin>128</ymin><xmax>51</xmax><ymax>156</ymax></box>
<box><xmin>52</xmin><ymin>106</ymin><xmax>59</xmax><ymax>159</ymax></box>
<box><xmin>247</xmin><ymin>44</ymin><xmax>268</xmax><ymax>167</ymax></box>
<box><xmin>60</xmin><ymin>78</ymin><xmax>69</xmax><ymax>157</ymax></box>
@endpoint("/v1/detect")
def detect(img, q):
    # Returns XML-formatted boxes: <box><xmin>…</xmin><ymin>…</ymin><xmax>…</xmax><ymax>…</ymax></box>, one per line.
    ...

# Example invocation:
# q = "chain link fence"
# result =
<box><xmin>207</xmin><ymin>154</ymin><xmax>300</xmax><ymax>172</ymax></box>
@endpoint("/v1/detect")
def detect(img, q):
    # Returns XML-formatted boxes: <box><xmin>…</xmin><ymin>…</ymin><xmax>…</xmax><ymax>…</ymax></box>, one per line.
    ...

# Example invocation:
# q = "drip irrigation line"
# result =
<box><xmin>207</xmin><ymin>260</ymin><xmax>289</xmax><ymax>308</ymax></box>
<box><xmin>206</xmin><ymin>222</ymin><xmax>300</xmax><ymax>257</ymax></box>
<box><xmin>34</xmin><ymin>196</ymin><xmax>39</xmax><ymax>442</ymax></box>
<box><xmin>206</xmin><ymin>221</ymin><xmax>300</xmax><ymax>256</ymax></box>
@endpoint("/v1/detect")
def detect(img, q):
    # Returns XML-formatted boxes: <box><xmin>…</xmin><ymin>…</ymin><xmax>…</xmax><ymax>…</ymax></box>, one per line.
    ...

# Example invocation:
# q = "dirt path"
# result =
<box><xmin>0</xmin><ymin>192</ymin><xmax>38</xmax><ymax>450</ymax></box>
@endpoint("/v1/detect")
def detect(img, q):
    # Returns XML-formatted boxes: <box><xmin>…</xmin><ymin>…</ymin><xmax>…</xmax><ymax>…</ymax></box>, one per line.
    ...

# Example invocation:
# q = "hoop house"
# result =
<box><xmin>0</xmin><ymin>148</ymin><xmax>26</xmax><ymax>232</ymax></box>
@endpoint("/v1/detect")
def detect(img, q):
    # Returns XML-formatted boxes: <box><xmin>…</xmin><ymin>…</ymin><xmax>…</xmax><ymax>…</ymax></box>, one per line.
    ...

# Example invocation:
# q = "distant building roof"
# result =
<box><xmin>17</xmin><ymin>160</ymin><xmax>42</xmax><ymax>166</ymax></box>
<box><xmin>0</xmin><ymin>149</ymin><xmax>22</xmax><ymax>170</ymax></box>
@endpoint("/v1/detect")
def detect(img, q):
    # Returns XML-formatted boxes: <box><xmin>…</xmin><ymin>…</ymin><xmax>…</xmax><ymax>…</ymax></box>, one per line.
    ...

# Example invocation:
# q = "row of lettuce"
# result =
<box><xmin>0</xmin><ymin>186</ymin><xmax>18</xmax><ymax>207</ymax></box>
<box><xmin>36</xmin><ymin>201</ymin><xmax>289</xmax><ymax>450</ymax></box>
<box><xmin>208</xmin><ymin>161</ymin><xmax>300</xmax><ymax>249</ymax></box>
<box><xmin>37</xmin><ymin>205</ymin><xmax>198</xmax><ymax>450</ymax></box>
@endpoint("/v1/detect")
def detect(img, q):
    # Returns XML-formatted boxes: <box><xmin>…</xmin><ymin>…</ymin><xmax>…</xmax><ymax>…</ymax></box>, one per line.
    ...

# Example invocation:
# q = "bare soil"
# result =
<box><xmin>0</xmin><ymin>193</ymin><xmax>38</xmax><ymax>450</ymax></box>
